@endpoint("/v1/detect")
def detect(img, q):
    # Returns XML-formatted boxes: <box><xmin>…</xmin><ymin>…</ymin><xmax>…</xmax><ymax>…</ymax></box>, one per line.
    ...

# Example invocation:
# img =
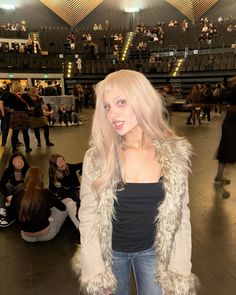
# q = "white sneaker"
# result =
<box><xmin>68</xmin><ymin>122</ymin><xmax>72</xmax><ymax>126</ymax></box>
<box><xmin>0</xmin><ymin>208</ymin><xmax>6</xmax><ymax>217</ymax></box>
<box><xmin>71</xmin><ymin>122</ymin><xmax>75</xmax><ymax>126</ymax></box>
<box><xmin>78</xmin><ymin>121</ymin><xmax>83</xmax><ymax>125</ymax></box>
<box><xmin>61</xmin><ymin>122</ymin><xmax>66</xmax><ymax>126</ymax></box>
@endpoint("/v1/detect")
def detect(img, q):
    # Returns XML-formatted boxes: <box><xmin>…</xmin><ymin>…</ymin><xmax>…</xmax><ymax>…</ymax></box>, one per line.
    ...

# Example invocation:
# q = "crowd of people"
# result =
<box><xmin>0</xmin><ymin>80</ymin><xmax>87</xmax><ymax>151</ymax></box>
<box><xmin>182</xmin><ymin>78</ymin><xmax>236</xmax><ymax>199</ymax></box>
<box><xmin>185</xmin><ymin>82</ymin><xmax>227</xmax><ymax>125</ymax></box>
<box><xmin>0</xmin><ymin>152</ymin><xmax>82</xmax><ymax>242</ymax></box>
<box><xmin>0</xmin><ymin>21</ymin><xmax>27</xmax><ymax>32</ymax></box>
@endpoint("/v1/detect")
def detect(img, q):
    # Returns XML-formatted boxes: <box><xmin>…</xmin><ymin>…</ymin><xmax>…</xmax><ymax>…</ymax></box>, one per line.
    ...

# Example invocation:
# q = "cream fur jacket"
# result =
<box><xmin>72</xmin><ymin>138</ymin><xmax>200</xmax><ymax>295</ymax></box>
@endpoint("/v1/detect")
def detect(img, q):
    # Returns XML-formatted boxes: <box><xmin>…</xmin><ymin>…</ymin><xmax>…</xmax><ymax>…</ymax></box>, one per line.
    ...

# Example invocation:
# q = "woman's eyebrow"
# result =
<box><xmin>113</xmin><ymin>95</ymin><xmax>123</xmax><ymax>100</ymax></box>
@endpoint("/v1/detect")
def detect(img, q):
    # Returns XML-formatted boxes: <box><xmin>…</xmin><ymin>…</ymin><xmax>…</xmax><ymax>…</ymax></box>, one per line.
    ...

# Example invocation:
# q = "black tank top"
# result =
<box><xmin>112</xmin><ymin>179</ymin><xmax>165</xmax><ymax>252</ymax></box>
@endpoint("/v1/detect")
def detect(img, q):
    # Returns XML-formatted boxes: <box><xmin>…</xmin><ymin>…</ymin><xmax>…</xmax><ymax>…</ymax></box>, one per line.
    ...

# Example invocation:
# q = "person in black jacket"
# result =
<box><xmin>49</xmin><ymin>154</ymin><xmax>82</xmax><ymax>202</ymax></box>
<box><xmin>0</xmin><ymin>152</ymin><xmax>29</xmax><ymax>206</ymax></box>
<box><xmin>43</xmin><ymin>80</ymin><xmax>57</xmax><ymax>96</ymax></box>
<box><xmin>214</xmin><ymin>77</ymin><xmax>236</xmax><ymax>198</ymax></box>
<box><xmin>202</xmin><ymin>83</ymin><xmax>214</xmax><ymax>123</ymax></box>
<box><xmin>29</xmin><ymin>86</ymin><xmax>54</xmax><ymax>146</ymax></box>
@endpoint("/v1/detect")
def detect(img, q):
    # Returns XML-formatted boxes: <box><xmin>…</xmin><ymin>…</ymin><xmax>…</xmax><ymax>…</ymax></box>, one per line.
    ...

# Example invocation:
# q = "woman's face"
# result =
<box><xmin>103</xmin><ymin>89</ymin><xmax>138</xmax><ymax>137</ymax></box>
<box><xmin>56</xmin><ymin>157</ymin><xmax>66</xmax><ymax>171</ymax></box>
<box><xmin>12</xmin><ymin>156</ymin><xmax>24</xmax><ymax>170</ymax></box>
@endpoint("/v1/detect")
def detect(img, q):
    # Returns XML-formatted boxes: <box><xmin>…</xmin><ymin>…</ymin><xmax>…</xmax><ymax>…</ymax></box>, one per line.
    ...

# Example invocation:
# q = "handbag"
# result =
<box><xmin>30</xmin><ymin>115</ymin><xmax>48</xmax><ymax>128</ymax></box>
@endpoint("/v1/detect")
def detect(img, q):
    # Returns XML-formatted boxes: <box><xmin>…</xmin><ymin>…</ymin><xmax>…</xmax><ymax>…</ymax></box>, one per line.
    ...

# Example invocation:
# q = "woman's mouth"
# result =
<box><xmin>113</xmin><ymin>121</ymin><xmax>124</xmax><ymax>130</ymax></box>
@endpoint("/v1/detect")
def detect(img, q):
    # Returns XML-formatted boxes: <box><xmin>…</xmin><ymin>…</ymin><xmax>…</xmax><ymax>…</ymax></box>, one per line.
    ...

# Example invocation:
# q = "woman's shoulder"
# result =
<box><xmin>84</xmin><ymin>147</ymin><xmax>98</xmax><ymax>160</ymax></box>
<box><xmin>21</xmin><ymin>93</ymin><xmax>31</xmax><ymax>99</ymax></box>
<box><xmin>83</xmin><ymin>147</ymin><xmax>101</xmax><ymax>174</ymax></box>
<box><xmin>1</xmin><ymin>166</ymin><xmax>12</xmax><ymax>177</ymax></box>
<box><xmin>154</xmin><ymin>137</ymin><xmax>192</xmax><ymax>158</ymax></box>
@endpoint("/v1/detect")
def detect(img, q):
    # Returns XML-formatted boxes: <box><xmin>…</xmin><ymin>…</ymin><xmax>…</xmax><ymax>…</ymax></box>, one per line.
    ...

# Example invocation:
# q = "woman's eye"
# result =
<box><xmin>104</xmin><ymin>104</ymin><xmax>110</xmax><ymax>111</ymax></box>
<box><xmin>117</xmin><ymin>100</ymin><xmax>126</xmax><ymax>106</ymax></box>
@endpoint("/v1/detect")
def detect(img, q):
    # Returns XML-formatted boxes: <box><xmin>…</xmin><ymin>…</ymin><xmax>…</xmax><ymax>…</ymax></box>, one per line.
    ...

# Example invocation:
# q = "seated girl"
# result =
<box><xmin>49</xmin><ymin>154</ymin><xmax>82</xmax><ymax>202</ymax></box>
<box><xmin>0</xmin><ymin>152</ymin><xmax>29</xmax><ymax>207</ymax></box>
<box><xmin>43</xmin><ymin>103</ymin><xmax>56</xmax><ymax>126</ymax></box>
<box><xmin>58</xmin><ymin>104</ymin><xmax>70</xmax><ymax>126</ymax></box>
<box><xmin>68</xmin><ymin>105</ymin><xmax>81</xmax><ymax>125</ymax></box>
<box><xmin>3</xmin><ymin>166</ymin><xmax>79</xmax><ymax>237</ymax></box>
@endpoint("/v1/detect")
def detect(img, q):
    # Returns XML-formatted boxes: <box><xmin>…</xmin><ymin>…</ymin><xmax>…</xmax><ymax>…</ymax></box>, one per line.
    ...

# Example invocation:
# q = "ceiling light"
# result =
<box><xmin>0</xmin><ymin>4</ymin><xmax>16</xmax><ymax>10</ymax></box>
<box><xmin>124</xmin><ymin>7</ymin><xmax>140</xmax><ymax>13</ymax></box>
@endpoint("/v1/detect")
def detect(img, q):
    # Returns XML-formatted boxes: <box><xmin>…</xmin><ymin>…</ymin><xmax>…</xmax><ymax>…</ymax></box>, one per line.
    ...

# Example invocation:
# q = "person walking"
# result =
<box><xmin>214</xmin><ymin>76</ymin><xmax>236</xmax><ymax>197</ymax></box>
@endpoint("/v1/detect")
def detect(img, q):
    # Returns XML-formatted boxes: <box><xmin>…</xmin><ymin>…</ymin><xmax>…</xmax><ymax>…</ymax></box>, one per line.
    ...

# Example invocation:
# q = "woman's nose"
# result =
<box><xmin>109</xmin><ymin>106</ymin><xmax>118</xmax><ymax>119</ymax></box>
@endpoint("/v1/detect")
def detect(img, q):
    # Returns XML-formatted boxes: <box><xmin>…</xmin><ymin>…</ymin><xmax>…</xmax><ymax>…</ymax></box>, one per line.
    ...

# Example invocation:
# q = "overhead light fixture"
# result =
<box><xmin>124</xmin><ymin>7</ymin><xmax>140</xmax><ymax>13</ymax></box>
<box><xmin>0</xmin><ymin>4</ymin><xmax>16</xmax><ymax>10</ymax></box>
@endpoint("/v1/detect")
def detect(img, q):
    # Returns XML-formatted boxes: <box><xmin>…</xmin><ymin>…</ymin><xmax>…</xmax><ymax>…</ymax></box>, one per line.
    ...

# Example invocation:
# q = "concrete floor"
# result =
<box><xmin>0</xmin><ymin>109</ymin><xmax>236</xmax><ymax>295</ymax></box>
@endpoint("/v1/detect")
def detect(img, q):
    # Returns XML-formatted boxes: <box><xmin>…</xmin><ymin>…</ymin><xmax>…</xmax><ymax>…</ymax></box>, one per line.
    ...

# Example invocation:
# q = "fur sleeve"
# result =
<box><xmin>156</xmin><ymin>139</ymin><xmax>200</xmax><ymax>294</ymax></box>
<box><xmin>72</xmin><ymin>150</ymin><xmax>116</xmax><ymax>294</ymax></box>
<box><xmin>157</xmin><ymin>176</ymin><xmax>200</xmax><ymax>294</ymax></box>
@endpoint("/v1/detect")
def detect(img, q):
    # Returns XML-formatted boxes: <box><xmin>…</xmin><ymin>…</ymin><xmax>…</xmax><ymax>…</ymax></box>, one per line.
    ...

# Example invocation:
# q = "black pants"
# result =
<box><xmin>202</xmin><ymin>107</ymin><xmax>211</xmax><ymax>122</ymax></box>
<box><xmin>11</xmin><ymin>129</ymin><xmax>30</xmax><ymax>151</ymax></box>
<box><xmin>1</xmin><ymin>115</ymin><xmax>10</xmax><ymax>145</ymax></box>
<box><xmin>186</xmin><ymin>111</ymin><xmax>193</xmax><ymax>124</ymax></box>
<box><xmin>34</xmin><ymin>125</ymin><xmax>50</xmax><ymax>144</ymax></box>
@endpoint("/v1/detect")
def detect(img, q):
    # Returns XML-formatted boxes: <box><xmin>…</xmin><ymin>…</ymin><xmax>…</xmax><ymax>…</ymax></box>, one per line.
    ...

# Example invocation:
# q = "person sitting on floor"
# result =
<box><xmin>58</xmin><ymin>104</ymin><xmax>70</xmax><ymax>126</ymax></box>
<box><xmin>1</xmin><ymin>166</ymin><xmax>79</xmax><ymax>235</ymax></box>
<box><xmin>0</xmin><ymin>152</ymin><xmax>29</xmax><ymax>227</ymax></box>
<box><xmin>49</xmin><ymin>154</ymin><xmax>82</xmax><ymax>202</ymax></box>
<box><xmin>68</xmin><ymin>105</ymin><xmax>82</xmax><ymax>125</ymax></box>
<box><xmin>43</xmin><ymin>103</ymin><xmax>56</xmax><ymax>126</ymax></box>
<box><xmin>0</xmin><ymin>152</ymin><xmax>29</xmax><ymax>207</ymax></box>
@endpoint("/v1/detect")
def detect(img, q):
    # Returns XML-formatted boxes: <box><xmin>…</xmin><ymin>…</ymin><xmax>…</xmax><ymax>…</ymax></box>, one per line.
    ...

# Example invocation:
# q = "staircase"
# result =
<box><xmin>30</xmin><ymin>32</ymin><xmax>40</xmax><ymax>54</ymax></box>
<box><xmin>170</xmin><ymin>58</ymin><xmax>184</xmax><ymax>98</ymax></box>
<box><xmin>121</xmin><ymin>31</ymin><xmax>135</xmax><ymax>61</ymax></box>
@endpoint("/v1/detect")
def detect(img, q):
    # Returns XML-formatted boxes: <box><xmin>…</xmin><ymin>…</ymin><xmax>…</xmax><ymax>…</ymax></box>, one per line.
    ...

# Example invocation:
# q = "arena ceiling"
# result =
<box><xmin>167</xmin><ymin>0</ymin><xmax>218</xmax><ymax>21</ymax></box>
<box><xmin>40</xmin><ymin>0</ymin><xmax>218</xmax><ymax>26</ymax></box>
<box><xmin>40</xmin><ymin>0</ymin><xmax>104</xmax><ymax>27</ymax></box>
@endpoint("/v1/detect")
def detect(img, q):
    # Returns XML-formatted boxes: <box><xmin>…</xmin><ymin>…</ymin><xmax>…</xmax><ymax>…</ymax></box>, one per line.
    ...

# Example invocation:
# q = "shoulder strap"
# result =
<box><xmin>15</xmin><ymin>93</ymin><xmax>30</xmax><ymax>109</ymax></box>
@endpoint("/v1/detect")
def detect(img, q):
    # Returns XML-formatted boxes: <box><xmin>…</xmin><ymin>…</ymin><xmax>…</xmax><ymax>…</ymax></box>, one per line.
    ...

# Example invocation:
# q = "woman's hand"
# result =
<box><xmin>103</xmin><ymin>289</ymin><xmax>111</xmax><ymax>295</ymax></box>
<box><xmin>6</xmin><ymin>195</ymin><xmax>13</xmax><ymax>204</ymax></box>
<box><xmin>164</xmin><ymin>288</ymin><xmax>172</xmax><ymax>295</ymax></box>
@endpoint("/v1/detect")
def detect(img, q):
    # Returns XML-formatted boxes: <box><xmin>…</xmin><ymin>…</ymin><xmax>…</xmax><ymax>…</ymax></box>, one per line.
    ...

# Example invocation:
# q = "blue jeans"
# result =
<box><xmin>112</xmin><ymin>246</ymin><xmax>162</xmax><ymax>295</ymax></box>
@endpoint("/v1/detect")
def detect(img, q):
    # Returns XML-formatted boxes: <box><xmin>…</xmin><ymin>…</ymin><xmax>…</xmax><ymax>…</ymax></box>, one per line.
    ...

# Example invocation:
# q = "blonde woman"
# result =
<box><xmin>5</xmin><ymin>81</ymin><xmax>34</xmax><ymax>153</ymax></box>
<box><xmin>73</xmin><ymin>70</ymin><xmax>199</xmax><ymax>295</ymax></box>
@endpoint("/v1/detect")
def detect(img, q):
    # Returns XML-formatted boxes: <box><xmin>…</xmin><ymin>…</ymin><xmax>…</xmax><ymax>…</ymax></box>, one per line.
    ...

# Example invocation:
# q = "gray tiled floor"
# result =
<box><xmin>0</xmin><ymin>110</ymin><xmax>236</xmax><ymax>295</ymax></box>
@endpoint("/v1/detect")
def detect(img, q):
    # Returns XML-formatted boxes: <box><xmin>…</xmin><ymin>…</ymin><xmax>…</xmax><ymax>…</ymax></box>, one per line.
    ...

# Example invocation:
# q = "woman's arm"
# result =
<box><xmin>0</xmin><ymin>168</ymin><xmax>11</xmax><ymax>196</ymax></box>
<box><xmin>158</xmin><ymin>179</ymin><xmax>200</xmax><ymax>295</ymax></box>
<box><xmin>68</xmin><ymin>163</ymin><xmax>83</xmax><ymax>176</ymax></box>
<box><xmin>48</xmin><ymin>169</ymin><xmax>58</xmax><ymax>194</ymax></box>
<box><xmin>72</xmin><ymin>151</ymin><xmax>116</xmax><ymax>295</ymax></box>
<box><xmin>43</xmin><ymin>189</ymin><xmax>66</xmax><ymax>211</ymax></box>
<box><xmin>0</xmin><ymin>100</ymin><xmax>5</xmax><ymax>116</ymax></box>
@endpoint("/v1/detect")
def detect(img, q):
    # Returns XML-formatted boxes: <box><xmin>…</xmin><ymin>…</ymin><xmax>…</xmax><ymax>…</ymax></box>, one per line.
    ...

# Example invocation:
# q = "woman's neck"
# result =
<box><xmin>124</xmin><ymin>127</ymin><xmax>152</xmax><ymax>149</ymax></box>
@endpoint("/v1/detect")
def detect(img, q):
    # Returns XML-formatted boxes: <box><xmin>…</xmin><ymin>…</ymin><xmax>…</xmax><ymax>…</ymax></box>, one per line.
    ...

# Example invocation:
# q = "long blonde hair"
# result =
<box><xmin>11</xmin><ymin>80</ymin><xmax>23</xmax><ymax>94</ymax></box>
<box><xmin>91</xmin><ymin>70</ymin><xmax>177</xmax><ymax>192</ymax></box>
